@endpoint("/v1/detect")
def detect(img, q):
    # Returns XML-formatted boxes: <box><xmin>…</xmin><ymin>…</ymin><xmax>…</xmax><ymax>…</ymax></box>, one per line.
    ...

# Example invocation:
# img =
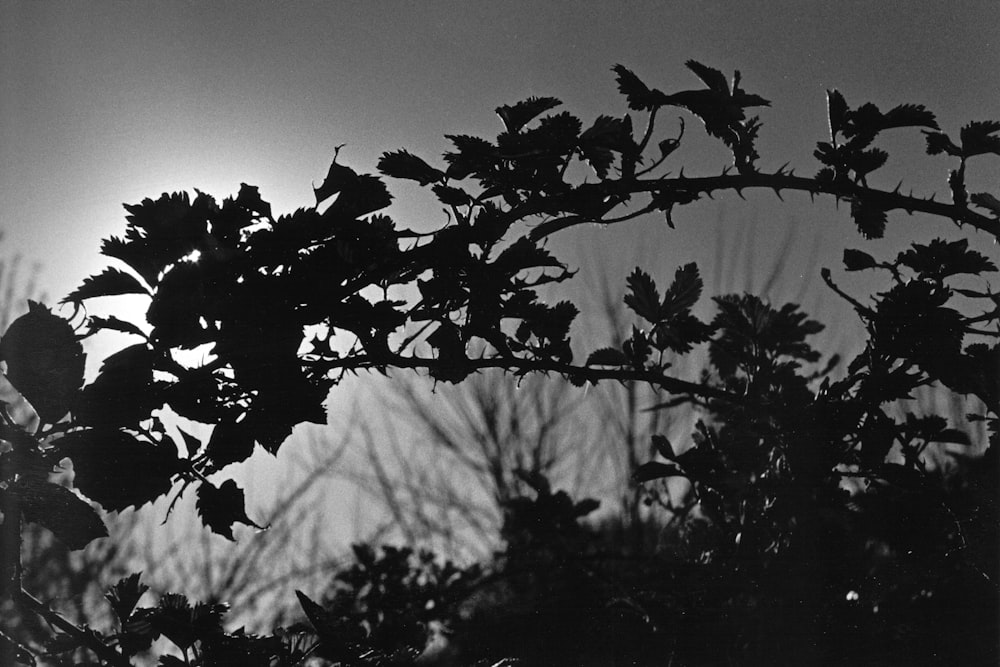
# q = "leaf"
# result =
<box><xmin>612</xmin><ymin>64</ymin><xmax>668</xmax><ymax>111</ymax></box>
<box><xmin>88</xmin><ymin>315</ymin><xmax>147</xmax><ymax>339</ymax></box>
<box><xmin>314</xmin><ymin>159</ymin><xmax>359</xmax><ymax>205</ymax></box>
<box><xmin>880</xmin><ymin>103</ymin><xmax>939</xmax><ymax>131</ymax></box>
<box><xmin>73</xmin><ymin>344</ymin><xmax>164</xmax><ymax>428</ymax></box>
<box><xmin>233</xmin><ymin>182</ymin><xmax>272</xmax><ymax>219</ymax></box>
<box><xmin>58</xmin><ymin>429</ymin><xmax>180</xmax><ymax>511</ymax></box>
<box><xmin>495</xmin><ymin>96</ymin><xmax>562</xmax><ymax>133</ymax></box>
<box><xmin>579</xmin><ymin>115</ymin><xmax>634</xmax><ymax>178</ymax></box>
<box><xmin>850</xmin><ymin>199</ymin><xmax>887</xmax><ymax>239</ymax></box>
<box><xmin>660</xmin><ymin>263</ymin><xmax>703</xmax><ymax>318</ymax></box>
<box><xmin>843</xmin><ymin>248</ymin><xmax>878</xmax><ymax>271</ymax></box>
<box><xmin>826</xmin><ymin>89</ymin><xmax>849</xmax><ymax>138</ymax></box>
<box><xmin>632</xmin><ymin>461</ymin><xmax>684</xmax><ymax>483</ymax></box>
<box><xmin>971</xmin><ymin>192</ymin><xmax>1000</xmax><ymax>217</ymax></box>
<box><xmin>106</xmin><ymin>573</ymin><xmax>149</xmax><ymax>624</ymax></box>
<box><xmin>377</xmin><ymin>149</ymin><xmax>444</xmax><ymax>186</ymax></box>
<box><xmin>685</xmin><ymin>60</ymin><xmax>729</xmax><ymax>95</ymax></box>
<box><xmin>624</xmin><ymin>268</ymin><xmax>661</xmax><ymax>323</ymax></box>
<box><xmin>896</xmin><ymin>238</ymin><xmax>997</xmax><ymax>278</ymax></box>
<box><xmin>960</xmin><ymin>120</ymin><xmax>1000</xmax><ymax>157</ymax></box>
<box><xmin>586</xmin><ymin>347</ymin><xmax>628</xmax><ymax>366</ymax></box>
<box><xmin>63</xmin><ymin>268</ymin><xmax>149</xmax><ymax>304</ymax></box>
<box><xmin>0</xmin><ymin>302</ymin><xmax>85</xmax><ymax>423</ymax></box>
<box><xmin>922</xmin><ymin>130</ymin><xmax>962</xmax><ymax>156</ymax></box>
<box><xmin>205</xmin><ymin>421</ymin><xmax>257</xmax><ymax>471</ymax></box>
<box><xmin>652</xmin><ymin>434</ymin><xmax>676</xmax><ymax>461</ymax></box>
<box><xmin>432</xmin><ymin>184</ymin><xmax>471</xmax><ymax>207</ymax></box>
<box><xmin>196</xmin><ymin>480</ymin><xmax>263</xmax><ymax>540</ymax></box>
<box><xmin>10</xmin><ymin>477</ymin><xmax>108</xmax><ymax>550</ymax></box>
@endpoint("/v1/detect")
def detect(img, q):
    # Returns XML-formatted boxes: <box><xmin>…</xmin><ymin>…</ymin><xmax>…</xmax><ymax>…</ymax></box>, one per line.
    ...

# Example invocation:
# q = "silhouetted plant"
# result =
<box><xmin>0</xmin><ymin>60</ymin><xmax>997</xmax><ymax>665</ymax></box>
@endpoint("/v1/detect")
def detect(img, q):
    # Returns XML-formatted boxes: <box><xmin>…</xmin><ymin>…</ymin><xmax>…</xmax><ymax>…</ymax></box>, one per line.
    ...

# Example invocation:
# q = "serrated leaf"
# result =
<box><xmin>106</xmin><ymin>573</ymin><xmax>149</xmax><ymax>625</ymax></box>
<box><xmin>960</xmin><ymin>120</ymin><xmax>1000</xmax><ymax>158</ymax></box>
<box><xmin>205</xmin><ymin>421</ymin><xmax>256</xmax><ymax>471</ymax></box>
<box><xmin>660</xmin><ymin>263</ymin><xmax>702</xmax><ymax>318</ymax></box>
<box><xmin>88</xmin><ymin>315</ymin><xmax>147</xmax><ymax>339</ymax></box>
<box><xmin>377</xmin><ymin>149</ymin><xmax>444</xmax><ymax>186</ymax></box>
<box><xmin>59</xmin><ymin>429</ymin><xmax>180</xmax><ymax>511</ymax></box>
<box><xmin>685</xmin><ymin>60</ymin><xmax>729</xmax><ymax>94</ymax></box>
<box><xmin>632</xmin><ymin>461</ymin><xmax>684</xmax><ymax>483</ymax></box>
<box><xmin>826</xmin><ymin>89</ymin><xmax>849</xmax><ymax>138</ymax></box>
<box><xmin>495</xmin><ymin>96</ymin><xmax>562</xmax><ymax>133</ymax></box>
<box><xmin>0</xmin><ymin>302</ymin><xmax>85</xmax><ymax>423</ymax></box>
<box><xmin>843</xmin><ymin>248</ymin><xmax>878</xmax><ymax>271</ymax></box>
<box><xmin>896</xmin><ymin>237</ymin><xmax>997</xmax><ymax>278</ymax></box>
<box><xmin>971</xmin><ymin>192</ymin><xmax>1000</xmax><ymax>217</ymax></box>
<box><xmin>850</xmin><ymin>199</ymin><xmax>887</xmax><ymax>239</ymax></box>
<box><xmin>612</xmin><ymin>64</ymin><xmax>668</xmax><ymax>111</ymax></box>
<box><xmin>63</xmin><ymin>268</ymin><xmax>149</xmax><ymax>304</ymax></box>
<box><xmin>432</xmin><ymin>184</ymin><xmax>471</xmax><ymax>207</ymax></box>
<box><xmin>922</xmin><ymin>130</ymin><xmax>962</xmax><ymax>156</ymax></box>
<box><xmin>586</xmin><ymin>347</ymin><xmax>628</xmax><ymax>366</ymax></box>
<box><xmin>196</xmin><ymin>480</ymin><xmax>263</xmax><ymax>540</ymax></box>
<box><xmin>73</xmin><ymin>344</ymin><xmax>164</xmax><ymax>428</ymax></box>
<box><xmin>880</xmin><ymin>103</ymin><xmax>939</xmax><ymax>131</ymax></box>
<box><xmin>10</xmin><ymin>477</ymin><xmax>108</xmax><ymax>550</ymax></box>
<box><xmin>624</xmin><ymin>268</ymin><xmax>661</xmax><ymax>323</ymax></box>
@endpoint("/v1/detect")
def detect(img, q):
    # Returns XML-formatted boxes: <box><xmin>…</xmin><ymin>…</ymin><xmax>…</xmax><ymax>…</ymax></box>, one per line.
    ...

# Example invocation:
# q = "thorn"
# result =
<box><xmin>788</xmin><ymin>169</ymin><xmax>796</xmax><ymax>177</ymax></box>
<box><xmin>928</xmin><ymin>192</ymin><xmax>936</xmax><ymax>202</ymax></box>
<box><xmin>721</xmin><ymin>165</ymin><xmax>731</xmax><ymax>176</ymax></box>
<box><xmin>773</xmin><ymin>188</ymin><xmax>785</xmax><ymax>202</ymax></box>
<box><xmin>809</xmin><ymin>191</ymin><xmax>816</xmax><ymax>203</ymax></box>
<box><xmin>892</xmin><ymin>180</ymin><xmax>903</xmax><ymax>194</ymax></box>
<box><xmin>678</xmin><ymin>167</ymin><xmax>685</xmax><ymax>180</ymax></box>
<box><xmin>705</xmin><ymin>190</ymin><xmax>715</xmax><ymax>199</ymax></box>
<box><xmin>735</xmin><ymin>188</ymin><xmax>746</xmax><ymax>200</ymax></box>
<box><xmin>777</xmin><ymin>161</ymin><xmax>790</xmax><ymax>175</ymax></box>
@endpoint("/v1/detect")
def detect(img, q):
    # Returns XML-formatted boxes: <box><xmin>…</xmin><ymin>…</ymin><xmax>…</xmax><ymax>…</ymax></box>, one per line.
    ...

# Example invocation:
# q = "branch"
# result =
<box><xmin>16</xmin><ymin>590</ymin><xmax>132</xmax><ymax>667</ymax></box>
<box><xmin>526</xmin><ymin>172</ymin><xmax>999</xmax><ymax>240</ymax></box>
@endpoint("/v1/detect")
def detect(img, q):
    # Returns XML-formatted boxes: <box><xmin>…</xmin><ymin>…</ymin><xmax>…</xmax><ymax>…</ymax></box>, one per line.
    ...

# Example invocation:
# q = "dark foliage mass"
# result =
<box><xmin>0</xmin><ymin>61</ymin><xmax>998</xmax><ymax>665</ymax></box>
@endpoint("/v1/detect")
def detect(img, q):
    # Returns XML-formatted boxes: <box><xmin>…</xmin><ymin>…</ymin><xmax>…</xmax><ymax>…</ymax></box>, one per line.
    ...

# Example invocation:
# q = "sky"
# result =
<box><xmin>1</xmin><ymin>1</ymin><xmax>998</xmax><ymax>566</ymax></box>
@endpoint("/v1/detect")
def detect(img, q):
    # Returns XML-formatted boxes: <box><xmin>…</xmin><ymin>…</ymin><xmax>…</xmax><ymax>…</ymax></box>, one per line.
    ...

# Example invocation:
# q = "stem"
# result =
<box><xmin>17</xmin><ymin>590</ymin><xmax>133</xmax><ymax>667</ymax></box>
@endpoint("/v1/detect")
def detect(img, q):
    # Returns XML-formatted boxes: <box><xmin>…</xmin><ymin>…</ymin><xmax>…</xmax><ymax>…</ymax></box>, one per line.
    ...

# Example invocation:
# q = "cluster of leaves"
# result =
<box><xmin>1</xmin><ymin>60</ymin><xmax>998</xmax><ymax>665</ymax></box>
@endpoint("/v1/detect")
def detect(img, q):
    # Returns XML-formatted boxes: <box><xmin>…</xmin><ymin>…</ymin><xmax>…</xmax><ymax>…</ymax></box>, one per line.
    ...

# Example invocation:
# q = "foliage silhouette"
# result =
<box><xmin>0</xmin><ymin>60</ymin><xmax>997</xmax><ymax>665</ymax></box>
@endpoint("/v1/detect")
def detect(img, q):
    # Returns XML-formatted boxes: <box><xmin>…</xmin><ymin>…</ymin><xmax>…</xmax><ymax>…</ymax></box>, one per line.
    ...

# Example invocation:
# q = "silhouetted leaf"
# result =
<box><xmin>234</xmin><ymin>182</ymin><xmax>272</xmax><ymax>219</ymax></box>
<box><xmin>612</xmin><ymin>64</ymin><xmax>669</xmax><ymax>110</ymax></box>
<box><xmin>624</xmin><ymin>268</ymin><xmax>660</xmax><ymax>322</ymax></box>
<box><xmin>632</xmin><ymin>461</ymin><xmax>684</xmax><ymax>483</ymax></box>
<box><xmin>896</xmin><ymin>238</ymin><xmax>997</xmax><ymax>278</ymax></box>
<box><xmin>205</xmin><ymin>420</ymin><xmax>256</xmax><ymax>470</ymax></box>
<box><xmin>922</xmin><ymin>130</ymin><xmax>961</xmax><ymax>156</ymax></box>
<box><xmin>843</xmin><ymin>248</ymin><xmax>878</xmax><ymax>271</ymax></box>
<box><xmin>88</xmin><ymin>315</ymin><xmax>147</xmax><ymax>339</ymax></box>
<box><xmin>826</xmin><ymin>89</ymin><xmax>849</xmax><ymax>138</ymax></box>
<box><xmin>579</xmin><ymin>115</ymin><xmax>634</xmax><ymax>178</ymax></box>
<box><xmin>586</xmin><ymin>347</ymin><xmax>628</xmax><ymax>366</ymax></box>
<box><xmin>106</xmin><ymin>573</ymin><xmax>149</xmax><ymax>624</ymax></box>
<box><xmin>63</xmin><ymin>268</ymin><xmax>149</xmax><ymax>303</ymax></box>
<box><xmin>880</xmin><ymin>103</ymin><xmax>939</xmax><ymax>131</ymax></box>
<box><xmin>10</xmin><ymin>477</ymin><xmax>107</xmax><ymax>550</ymax></box>
<box><xmin>314</xmin><ymin>159</ymin><xmax>359</xmax><ymax>205</ymax></box>
<box><xmin>960</xmin><ymin>120</ymin><xmax>1000</xmax><ymax>157</ymax></box>
<box><xmin>495</xmin><ymin>97</ymin><xmax>561</xmax><ymax>133</ymax></box>
<box><xmin>661</xmin><ymin>263</ymin><xmax>702</xmax><ymax>317</ymax></box>
<box><xmin>0</xmin><ymin>302</ymin><xmax>85</xmax><ymax>423</ymax></box>
<box><xmin>971</xmin><ymin>192</ymin><xmax>1000</xmax><ymax>217</ymax></box>
<box><xmin>196</xmin><ymin>480</ymin><xmax>262</xmax><ymax>540</ymax></box>
<box><xmin>850</xmin><ymin>199</ymin><xmax>887</xmax><ymax>239</ymax></box>
<box><xmin>432</xmin><ymin>184</ymin><xmax>471</xmax><ymax>207</ymax></box>
<box><xmin>73</xmin><ymin>344</ymin><xmax>164</xmax><ymax>428</ymax></box>
<box><xmin>685</xmin><ymin>60</ymin><xmax>729</xmax><ymax>95</ymax></box>
<box><xmin>59</xmin><ymin>429</ymin><xmax>180</xmax><ymax>511</ymax></box>
<box><xmin>378</xmin><ymin>149</ymin><xmax>444</xmax><ymax>186</ymax></box>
